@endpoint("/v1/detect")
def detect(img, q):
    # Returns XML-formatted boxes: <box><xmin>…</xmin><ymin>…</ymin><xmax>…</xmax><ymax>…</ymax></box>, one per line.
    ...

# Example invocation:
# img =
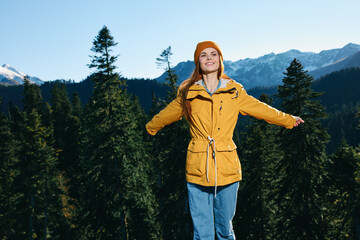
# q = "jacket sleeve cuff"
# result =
<box><xmin>145</xmin><ymin>124</ymin><xmax>157</xmax><ymax>136</ymax></box>
<box><xmin>289</xmin><ymin>115</ymin><xmax>297</xmax><ymax>129</ymax></box>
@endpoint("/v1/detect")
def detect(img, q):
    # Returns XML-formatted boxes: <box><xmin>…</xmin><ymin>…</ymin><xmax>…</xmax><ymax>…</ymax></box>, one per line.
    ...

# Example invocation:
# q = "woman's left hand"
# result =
<box><xmin>293</xmin><ymin>116</ymin><xmax>304</xmax><ymax>127</ymax></box>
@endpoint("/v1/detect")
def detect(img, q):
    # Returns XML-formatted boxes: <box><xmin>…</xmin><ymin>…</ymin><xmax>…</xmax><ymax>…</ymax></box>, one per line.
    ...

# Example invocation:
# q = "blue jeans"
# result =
<box><xmin>187</xmin><ymin>181</ymin><xmax>239</xmax><ymax>240</ymax></box>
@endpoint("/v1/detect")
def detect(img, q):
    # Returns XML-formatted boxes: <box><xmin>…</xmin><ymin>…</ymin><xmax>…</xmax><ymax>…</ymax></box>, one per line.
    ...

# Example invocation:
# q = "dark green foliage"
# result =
<box><xmin>234</xmin><ymin>94</ymin><xmax>281</xmax><ymax>240</ymax></box>
<box><xmin>66</xmin><ymin>91</ymin><xmax>83</xmax><ymax>181</ymax></box>
<box><xmin>326</xmin><ymin>140</ymin><xmax>360</xmax><ymax>239</ymax></box>
<box><xmin>0</xmin><ymin>97</ymin><xmax>17</xmax><ymax>239</ymax></box>
<box><xmin>7</xmin><ymin>82</ymin><xmax>69</xmax><ymax>239</ymax></box>
<box><xmin>51</xmin><ymin>82</ymin><xmax>73</xmax><ymax>171</ymax></box>
<box><xmin>81</xmin><ymin>77</ymin><xmax>160</xmax><ymax>238</ymax></box>
<box><xmin>312</xmin><ymin>67</ymin><xmax>360</xmax><ymax>152</ymax></box>
<box><xmin>78</xmin><ymin>26</ymin><xmax>160</xmax><ymax>239</ymax></box>
<box><xmin>23</xmin><ymin>76</ymin><xmax>44</xmax><ymax>116</ymax></box>
<box><xmin>312</xmin><ymin>67</ymin><xmax>360</xmax><ymax>107</ymax></box>
<box><xmin>274</xmin><ymin>58</ymin><xmax>330</xmax><ymax>239</ymax></box>
<box><xmin>325</xmin><ymin>103</ymin><xmax>360</xmax><ymax>152</ymax></box>
<box><xmin>0</xmin><ymin>76</ymin><xmax>168</xmax><ymax>115</ymax></box>
<box><xmin>49</xmin><ymin>83</ymin><xmax>83</xmax><ymax>237</ymax></box>
<box><xmin>71</xmin><ymin>92</ymin><xmax>82</xmax><ymax>117</ymax></box>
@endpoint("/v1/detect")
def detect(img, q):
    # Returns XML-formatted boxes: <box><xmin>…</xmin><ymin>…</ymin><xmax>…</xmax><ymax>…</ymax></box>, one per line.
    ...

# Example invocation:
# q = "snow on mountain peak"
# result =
<box><xmin>2</xmin><ymin>64</ymin><xmax>26</xmax><ymax>76</ymax></box>
<box><xmin>0</xmin><ymin>64</ymin><xmax>43</xmax><ymax>86</ymax></box>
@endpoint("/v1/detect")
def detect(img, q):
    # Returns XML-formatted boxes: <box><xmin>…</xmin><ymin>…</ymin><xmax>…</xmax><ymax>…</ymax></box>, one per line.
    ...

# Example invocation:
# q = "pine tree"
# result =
<box><xmin>9</xmin><ymin>79</ymin><xmax>69</xmax><ymax>239</ymax></box>
<box><xmin>88</xmin><ymin>26</ymin><xmax>118</xmax><ymax>76</ymax></box>
<box><xmin>50</xmin><ymin>82</ymin><xmax>72</xmax><ymax>170</ymax></box>
<box><xmin>66</xmin><ymin>92</ymin><xmax>83</xmax><ymax>197</ymax></box>
<box><xmin>71</xmin><ymin>92</ymin><xmax>83</xmax><ymax>117</ymax></box>
<box><xmin>234</xmin><ymin>94</ymin><xmax>281</xmax><ymax>240</ymax></box>
<box><xmin>23</xmin><ymin>76</ymin><xmax>44</xmax><ymax>115</ymax></box>
<box><xmin>0</xmin><ymin>96</ymin><xmax>18</xmax><ymax>239</ymax></box>
<box><xmin>50</xmin><ymin>83</ymin><xmax>83</xmax><ymax>236</ymax></box>
<box><xmin>356</xmin><ymin>145</ymin><xmax>360</xmax><ymax>240</ymax></box>
<box><xmin>148</xmin><ymin>46</ymin><xmax>192</xmax><ymax>239</ymax></box>
<box><xmin>326</xmin><ymin>139</ymin><xmax>360</xmax><ymax>239</ymax></box>
<box><xmin>79</xmin><ymin>26</ymin><xmax>160</xmax><ymax>239</ymax></box>
<box><xmin>156</xmin><ymin>46</ymin><xmax>178</xmax><ymax>101</ymax></box>
<box><xmin>274</xmin><ymin>58</ymin><xmax>330</xmax><ymax>239</ymax></box>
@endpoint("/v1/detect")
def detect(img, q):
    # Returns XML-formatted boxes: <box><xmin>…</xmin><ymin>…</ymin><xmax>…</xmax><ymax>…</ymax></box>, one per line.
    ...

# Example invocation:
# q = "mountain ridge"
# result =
<box><xmin>156</xmin><ymin>43</ymin><xmax>360</xmax><ymax>89</ymax></box>
<box><xmin>2</xmin><ymin>43</ymin><xmax>360</xmax><ymax>88</ymax></box>
<box><xmin>309</xmin><ymin>50</ymin><xmax>360</xmax><ymax>79</ymax></box>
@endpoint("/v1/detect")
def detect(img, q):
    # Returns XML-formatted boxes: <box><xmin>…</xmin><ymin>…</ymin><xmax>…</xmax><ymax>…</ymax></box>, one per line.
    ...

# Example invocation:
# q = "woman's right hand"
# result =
<box><xmin>293</xmin><ymin>116</ymin><xmax>304</xmax><ymax>127</ymax></box>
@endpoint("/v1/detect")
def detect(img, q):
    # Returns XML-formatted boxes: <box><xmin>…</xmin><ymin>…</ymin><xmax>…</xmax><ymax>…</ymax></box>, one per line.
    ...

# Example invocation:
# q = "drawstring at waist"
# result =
<box><xmin>206</xmin><ymin>136</ymin><xmax>218</xmax><ymax>197</ymax></box>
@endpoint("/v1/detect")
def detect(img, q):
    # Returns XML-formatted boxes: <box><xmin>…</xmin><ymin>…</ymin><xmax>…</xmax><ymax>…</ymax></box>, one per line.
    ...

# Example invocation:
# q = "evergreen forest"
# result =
<box><xmin>0</xmin><ymin>26</ymin><xmax>360</xmax><ymax>240</ymax></box>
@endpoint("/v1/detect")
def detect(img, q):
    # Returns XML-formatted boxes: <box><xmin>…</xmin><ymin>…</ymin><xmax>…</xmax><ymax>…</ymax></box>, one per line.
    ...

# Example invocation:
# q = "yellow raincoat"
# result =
<box><xmin>146</xmin><ymin>79</ymin><xmax>295</xmax><ymax>187</ymax></box>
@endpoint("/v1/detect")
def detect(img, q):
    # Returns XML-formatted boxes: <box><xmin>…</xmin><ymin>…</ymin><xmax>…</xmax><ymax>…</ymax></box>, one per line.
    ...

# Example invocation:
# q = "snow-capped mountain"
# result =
<box><xmin>0</xmin><ymin>64</ymin><xmax>43</xmax><ymax>86</ymax></box>
<box><xmin>156</xmin><ymin>43</ymin><xmax>360</xmax><ymax>89</ymax></box>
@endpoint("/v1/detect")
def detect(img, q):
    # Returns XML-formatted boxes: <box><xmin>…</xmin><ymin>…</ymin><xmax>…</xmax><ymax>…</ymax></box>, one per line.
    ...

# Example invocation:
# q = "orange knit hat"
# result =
<box><xmin>194</xmin><ymin>41</ymin><xmax>223</xmax><ymax>65</ymax></box>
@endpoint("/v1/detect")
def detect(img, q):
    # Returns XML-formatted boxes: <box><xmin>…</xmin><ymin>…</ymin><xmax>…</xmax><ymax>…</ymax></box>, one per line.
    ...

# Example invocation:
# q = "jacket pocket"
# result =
<box><xmin>215</xmin><ymin>141</ymin><xmax>240</xmax><ymax>177</ymax></box>
<box><xmin>185</xmin><ymin>141</ymin><xmax>207</xmax><ymax>177</ymax></box>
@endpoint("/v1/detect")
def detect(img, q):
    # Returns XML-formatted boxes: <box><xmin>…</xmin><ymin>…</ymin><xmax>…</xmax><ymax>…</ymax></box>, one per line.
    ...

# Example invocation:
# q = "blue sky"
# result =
<box><xmin>1</xmin><ymin>0</ymin><xmax>359</xmax><ymax>82</ymax></box>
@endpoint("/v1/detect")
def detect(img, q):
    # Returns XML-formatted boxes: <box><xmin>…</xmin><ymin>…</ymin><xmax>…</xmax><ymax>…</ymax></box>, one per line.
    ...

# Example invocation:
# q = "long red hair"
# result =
<box><xmin>178</xmin><ymin>57</ymin><xmax>229</xmax><ymax>121</ymax></box>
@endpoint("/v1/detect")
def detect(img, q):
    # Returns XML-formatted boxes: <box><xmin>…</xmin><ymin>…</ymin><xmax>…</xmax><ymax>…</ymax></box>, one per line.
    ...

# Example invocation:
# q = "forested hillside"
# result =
<box><xmin>0</xmin><ymin>26</ymin><xmax>359</xmax><ymax>239</ymax></box>
<box><xmin>0</xmin><ymin>75</ymin><xmax>168</xmax><ymax>114</ymax></box>
<box><xmin>244</xmin><ymin>67</ymin><xmax>360</xmax><ymax>152</ymax></box>
<box><xmin>2</xmin><ymin>65</ymin><xmax>359</xmax><ymax>152</ymax></box>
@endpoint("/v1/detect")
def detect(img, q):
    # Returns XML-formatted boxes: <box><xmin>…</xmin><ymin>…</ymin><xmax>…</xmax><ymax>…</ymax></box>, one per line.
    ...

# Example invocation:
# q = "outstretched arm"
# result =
<box><xmin>146</xmin><ymin>96</ymin><xmax>183</xmax><ymax>135</ymax></box>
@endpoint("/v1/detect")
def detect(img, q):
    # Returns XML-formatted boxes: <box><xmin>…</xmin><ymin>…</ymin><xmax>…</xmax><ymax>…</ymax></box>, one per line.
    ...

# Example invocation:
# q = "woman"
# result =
<box><xmin>146</xmin><ymin>41</ymin><xmax>304</xmax><ymax>240</ymax></box>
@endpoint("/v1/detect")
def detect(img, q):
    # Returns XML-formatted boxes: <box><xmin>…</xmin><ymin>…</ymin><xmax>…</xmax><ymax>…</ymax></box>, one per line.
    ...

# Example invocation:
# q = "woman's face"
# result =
<box><xmin>198</xmin><ymin>47</ymin><xmax>220</xmax><ymax>75</ymax></box>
